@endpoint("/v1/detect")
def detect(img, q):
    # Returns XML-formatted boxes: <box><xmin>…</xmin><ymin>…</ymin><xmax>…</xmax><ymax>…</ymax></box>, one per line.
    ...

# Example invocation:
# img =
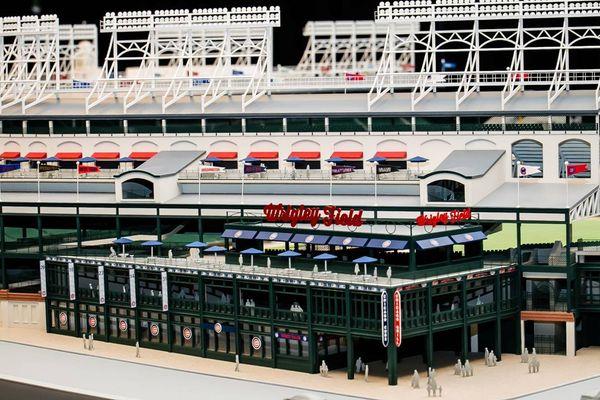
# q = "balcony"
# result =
<box><xmin>312</xmin><ymin>313</ymin><xmax>346</xmax><ymax>327</ymax></box>
<box><xmin>171</xmin><ymin>298</ymin><xmax>199</xmax><ymax>312</ymax></box>
<box><xmin>466</xmin><ymin>303</ymin><xmax>495</xmax><ymax>318</ymax></box>
<box><xmin>204</xmin><ymin>302</ymin><xmax>234</xmax><ymax>315</ymax></box>
<box><xmin>274</xmin><ymin>309</ymin><xmax>307</xmax><ymax>323</ymax></box>
<box><xmin>431</xmin><ymin>308</ymin><xmax>462</xmax><ymax>325</ymax></box>
<box><xmin>239</xmin><ymin>305</ymin><xmax>271</xmax><ymax>319</ymax></box>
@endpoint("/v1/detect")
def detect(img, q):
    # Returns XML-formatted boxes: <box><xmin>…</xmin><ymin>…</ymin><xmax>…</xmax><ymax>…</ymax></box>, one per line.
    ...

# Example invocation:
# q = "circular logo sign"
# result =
<box><xmin>214</xmin><ymin>322</ymin><xmax>223</xmax><ymax>334</ymax></box>
<box><xmin>183</xmin><ymin>327</ymin><xmax>193</xmax><ymax>341</ymax></box>
<box><xmin>430</xmin><ymin>239</ymin><xmax>439</xmax><ymax>247</ymax></box>
<box><xmin>119</xmin><ymin>319</ymin><xmax>128</xmax><ymax>332</ymax></box>
<box><xmin>251</xmin><ymin>336</ymin><xmax>262</xmax><ymax>350</ymax></box>
<box><xmin>234</xmin><ymin>230</ymin><xmax>243</xmax><ymax>238</ymax></box>
<box><xmin>520</xmin><ymin>166</ymin><xmax>526</xmax><ymax>175</ymax></box>
<box><xmin>465</xmin><ymin>233</ymin><xmax>474</xmax><ymax>241</ymax></box>
<box><xmin>268</xmin><ymin>232</ymin><xmax>278</xmax><ymax>240</ymax></box>
<box><xmin>150</xmin><ymin>323</ymin><xmax>159</xmax><ymax>337</ymax></box>
<box><xmin>382</xmin><ymin>240</ymin><xmax>392</xmax><ymax>248</ymax></box>
<box><xmin>88</xmin><ymin>315</ymin><xmax>97</xmax><ymax>328</ymax></box>
<box><xmin>70</xmin><ymin>293</ymin><xmax>76</xmax><ymax>300</ymax></box>
<box><xmin>342</xmin><ymin>237</ymin><xmax>352</xmax><ymax>246</ymax></box>
<box><xmin>305</xmin><ymin>235</ymin><xmax>315</xmax><ymax>243</ymax></box>
<box><xmin>59</xmin><ymin>311</ymin><xmax>68</xmax><ymax>326</ymax></box>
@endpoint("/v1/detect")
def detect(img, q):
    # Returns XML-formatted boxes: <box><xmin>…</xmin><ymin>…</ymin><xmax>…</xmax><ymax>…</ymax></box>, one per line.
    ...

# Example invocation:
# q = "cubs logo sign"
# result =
<box><xmin>183</xmin><ymin>327</ymin><xmax>193</xmax><ymax>341</ymax></box>
<box><xmin>150</xmin><ymin>323</ymin><xmax>160</xmax><ymax>337</ymax></box>
<box><xmin>251</xmin><ymin>336</ymin><xmax>262</xmax><ymax>350</ymax></box>
<box><xmin>59</xmin><ymin>311</ymin><xmax>68</xmax><ymax>326</ymax></box>
<box><xmin>214</xmin><ymin>322</ymin><xmax>223</xmax><ymax>334</ymax></box>
<box><xmin>88</xmin><ymin>315</ymin><xmax>97</xmax><ymax>328</ymax></box>
<box><xmin>119</xmin><ymin>319</ymin><xmax>128</xmax><ymax>332</ymax></box>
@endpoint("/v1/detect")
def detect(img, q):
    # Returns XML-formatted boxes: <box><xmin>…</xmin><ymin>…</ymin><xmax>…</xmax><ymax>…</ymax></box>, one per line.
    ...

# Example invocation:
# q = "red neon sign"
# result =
<box><xmin>263</xmin><ymin>203</ymin><xmax>363</xmax><ymax>228</ymax></box>
<box><xmin>415</xmin><ymin>208</ymin><xmax>471</xmax><ymax>227</ymax></box>
<box><xmin>393</xmin><ymin>289</ymin><xmax>402</xmax><ymax>347</ymax></box>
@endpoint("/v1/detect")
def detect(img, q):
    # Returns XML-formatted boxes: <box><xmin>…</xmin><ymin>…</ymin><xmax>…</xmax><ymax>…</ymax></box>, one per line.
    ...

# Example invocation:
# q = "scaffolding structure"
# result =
<box><xmin>85</xmin><ymin>6</ymin><xmax>280</xmax><ymax>114</ymax></box>
<box><xmin>295</xmin><ymin>20</ymin><xmax>417</xmax><ymax>76</ymax></box>
<box><xmin>58</xmin><ymin>24</ymin><xmax>98</xmax><ymax>80</ymax></box>
<box><xmin>0</xmin><ymin>15</ymin><xmax>60</xmax><ymax>113</ymax></box>
<box><xmin>368</xmin><ymin>0</ymin><xmax>600</xmax><ymax>111</ymax></box>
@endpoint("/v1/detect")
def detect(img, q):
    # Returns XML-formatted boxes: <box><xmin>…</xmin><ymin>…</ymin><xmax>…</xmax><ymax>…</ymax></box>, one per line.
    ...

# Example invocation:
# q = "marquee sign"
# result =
<box><xmin>263</xmin><ymin>203</ymin><xmax>363</xmax><ymax>228</ymax></box>
<box><xmin>381</xmin><ymin>290</ymin><xmax>389</xmax><ymax>348</ymax></box>
<box><xmin>393</xmin><ymin>289</ymin><xmax>402</xmax><ymax>347</ymax></box>
<box><xmin>416</xmin><ymin>208</ymin><xmax>471</xmax><ymax>227</ymax></box>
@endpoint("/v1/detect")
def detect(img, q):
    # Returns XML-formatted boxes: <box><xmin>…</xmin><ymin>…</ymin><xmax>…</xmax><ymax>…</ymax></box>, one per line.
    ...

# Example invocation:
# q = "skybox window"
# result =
<box><xmin>122</xmin><ymin>178</ymin><xmax>154</xmax><ymax>200</ymax></box>
<box><xmin>427</xmin><ymin>179</ymin><xmax>465</xmax><ymax>202</ymax></box>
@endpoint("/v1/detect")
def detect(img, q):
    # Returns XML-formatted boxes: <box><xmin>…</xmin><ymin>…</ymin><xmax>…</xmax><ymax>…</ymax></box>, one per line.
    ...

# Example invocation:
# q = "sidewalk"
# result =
<box><xmin>1</xmin><ymin>327</ymin><xmax>600</xmax><ymax>400</ymax></box>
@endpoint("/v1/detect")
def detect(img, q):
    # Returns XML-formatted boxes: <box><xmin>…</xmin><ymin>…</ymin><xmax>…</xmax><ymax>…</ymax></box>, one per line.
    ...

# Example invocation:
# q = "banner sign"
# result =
<box><xmin>244</xmin><ymin>164</ymin><xmax>266</xmax><ymax>174</ymax></box>
<box><xmin>129</xmin><ymin>269</ymin><xmax>137</xmax><ymax>308</ymax></box>
<box><xmin>161</xmin><ymin>271</ymin><xmax>169</xmax><ymax>312</ymax></box>
<box><xmin>39</xmin><ymin>165</ymin><xmax>60</xmax><ymax>172</ymax></box>
<box><xmin>78</xmin><ymin>165</ymin><xmax>101</xmax><ymax>174</ymax></box>
<box><xmin>263</xmin><ymin>203</ymin><xmax>363</xmax><ymax>228</ymax></box>
<box><xmin>200</xmin><ymin>166</ymin><xmax>225</xmax><ymax>174</ymax></box>
<box><xmin>40</xmin><ymin>261</ymin><xmax>47</xmax><ymax>298</ymax></box>
<box><xmin>381</xmin><ymin>290</ymin><xmax>389</xmax><ymax>348</ymax></box>
<box><xmin>331</xmin><ymin>165</ymin><xmax>355</xmax><ymax>175</ymax></box>
<box><xmin>377</xmin><ymin>165</ymin><xmax>400</xmax><ymax>175</ymax></box>
<box><xmin>275</xmin><ymin>332</ymin><xmax>308</xmax><ymax>342</ymax></box>
<box><xmin>98</xmin><ymin>266</ymin><xmax>105</xmax><ymax>304</ymax></box>
<box><xmin>0</xmin><ymin>164</ymin><xmax>20</xmax><ymax>174</ymax></box>
<box><xmin>394</xmin><ymin>289</ymin><xmax>402</xmax><ymax>347</ymax></box>
<box><xmin>68</xmin><ymin>262</ymin><xmax>76</xmax><ymax>300</ymax></box>
<box><xmin>416</xmin><ymin>208</ymin><xmax>471</xmax><ymax>227</ymax></box>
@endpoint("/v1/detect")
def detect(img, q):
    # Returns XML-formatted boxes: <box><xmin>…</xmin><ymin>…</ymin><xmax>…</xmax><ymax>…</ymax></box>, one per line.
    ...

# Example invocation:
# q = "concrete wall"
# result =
<box><xmin>0</xmin><ymin>291</ymin><xmax>45</xmax><ymax>332</ymax></box>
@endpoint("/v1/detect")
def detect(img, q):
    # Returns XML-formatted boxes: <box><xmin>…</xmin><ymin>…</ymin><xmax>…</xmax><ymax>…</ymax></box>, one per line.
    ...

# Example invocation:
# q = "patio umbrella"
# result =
<box><xmin>366</xmin><ymin>156</ymin><xmax>386</xmax><ymax>163</ymax></box>
<box><xmin>241</xmin><ymin>156</ymin><xmax>260</xmax><ymax>164</ymax></box>
<box><xmin>78</xmin><ymin>157</ymin><xmax>97</xmax><ymax>163</ymax></box>
<box><xmin>117</xmin><ymin>157</ymin><xmax>134</xmax><ymax>163</ymax></box>
<box><xmin>325</xmin><ymin>157</ymin><xmax>345</xmax><ymax>164</ymax></box>
<box><xmin>285</xmin><ymin>156</ymin><xmax>304</xmax><ymax>163</ymax></box>
<box><xmin>408</xmin><ymin>156</ymin><xmax>429</xmax><ymax>176</ymax></box>
<box><xmin>240</xmin><ymin>247</ymin><xmax>264</xmax><ymax>267</ymax></box>
<box><xmin>203</xmin><ymin>156</ymin><xmax>222</xmax><ymax>163</ymax></box>
<box><xmin>41</xmin><ymin>156</ymin><xmax>60</xmax><ymax>162</ymax></box>
<box><xmin>278</xmin><ymin>250</ymin><xmax>301</xmax><ymax>269</ymax></box>
<box><xmin>313</xmin><ymin>253</ymin><xmax>337</xmax><ymax>272</ymax></box>
<box><xmin>141</xmin><ymin>240</ymin><xmax>163</xmax><ymax>258</ymax></box>
<box><xmin>204</xmin><ymin>245</ymin><xmax>226</xmax><ymax>263</ymax></box>
<box><xmin>353</xmin><ymin>256</ymin><xmax>378</xmax><ymax>276</ymax></box>
<box><xmin>10</xmin><ymin>157</ymin><xmax>29</xmax><ymax>163</ymax></box>
<box><xmin>185</xmin><ymin>241</ymin><xmax>207</xmax><ymax>248</ymax></box>
<box><xmin>113</xmin><ymin>237</ymin><xmax>133</xmax><ymax>257</ymax></box>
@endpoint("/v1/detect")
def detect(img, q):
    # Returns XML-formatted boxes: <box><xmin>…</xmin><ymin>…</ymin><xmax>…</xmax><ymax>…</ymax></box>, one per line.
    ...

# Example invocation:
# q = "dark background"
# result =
<box><xmin>0</xmin><ymin>0</ymin><xmax>381</xmax><ymax>67</ymax></box>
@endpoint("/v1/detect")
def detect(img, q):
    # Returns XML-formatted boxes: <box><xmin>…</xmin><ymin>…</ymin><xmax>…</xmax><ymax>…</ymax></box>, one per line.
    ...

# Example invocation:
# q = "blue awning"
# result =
<box><xmin>365</xmin><ymin>239</ymin><xmax>408</xmax><ymax>250</ymax></box>
<box><xmin>290</xmin><ymin>233</ymin><xmax>329</xmax><ymax>245</ymax></box>
<box><xmin>255</xmin><ymin>231</ymin><xmax>293</xmax><ymax>242</ymax></box>
<box><xmin>451</xmin><ymin>231</ymin><xmax>487</xmax><ymax>244</ymax></box>
<box><xmin>328</xmin><ymin>236</ymin><xmax>368</xmax><ymax>247</ymax></box>
<box><xmin>221</xmin><ymin>229</ymin><xmax>257</xmax><ymax>240</ymax></box>
<box><xmin>416</xmin><ymin>236</ymin><xmax>454</xmax><ymax>250</ymax></box>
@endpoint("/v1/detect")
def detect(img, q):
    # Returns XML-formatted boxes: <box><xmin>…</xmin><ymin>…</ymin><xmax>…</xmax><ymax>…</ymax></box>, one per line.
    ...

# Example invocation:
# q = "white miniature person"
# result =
<box><xmin>411</xmin><ymin>369</ymin><xmax>420</xmax><ymax>388</ymax></box>
<box><xmin>484</xmin><ymin>347</ymin><xmax>490</xmax><ymax>366</ymax></box>
<box><xmin>465</xmin><ymin>359</ymin><xmax>473</xmax><ymax>376</ymax></box>
<box><xmin>454</xmin><ymin>359</ymin><xmax>462</xmax><ymax>375</ymax></box>
<box><xmin>521</xmin><ymin>347</ymin><xmax>529</xmax><ymax>363</ymax></box>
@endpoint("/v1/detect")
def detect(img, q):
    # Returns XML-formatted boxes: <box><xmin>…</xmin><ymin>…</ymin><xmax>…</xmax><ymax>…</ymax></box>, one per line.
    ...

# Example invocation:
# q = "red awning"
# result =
<box><xmin>0</xmin><ymin>151</ymin><xmax>20</xmax><ymax>159</ymax></box>
<box><xmin>331</xmin><ymin>151</ymin><xmax>363</xmax><ymax>159</ymax></box>
<box><xmin>206</xmin><ymin>152</ymin><xmax>238</xmax><ymax>160</ymax></box>
<box><xmin>288</xmin><ymin>151</ymin><xmax>320</xmax><ymax>160</ymax></box>
<box><xmin>56</xmin><ymin>152</ymin><xmax>83</xmax><ymax>160</ymax></box>
<box><xmin>129</xmin><ymin>152</ymin><xmax>157</xmax><ymax>160</ymax></box>
<box><xmin>248</xmin><ymin>151</ymin><xmax>279</xmax><ymax>160</ymax></box>
<box><xmin>375</xmin><ymin>151</ymin><xmax>407</xmax><ymax>159</ymax></box>
<box><xmin>25</xmin><ymin>152</ymin><xmax>47</xmax><ymax>159</ymax></box>
<box><xmin>92</xmin><ymin>152</ymin><xmax>120</xmax><ymax>160</ymax></box>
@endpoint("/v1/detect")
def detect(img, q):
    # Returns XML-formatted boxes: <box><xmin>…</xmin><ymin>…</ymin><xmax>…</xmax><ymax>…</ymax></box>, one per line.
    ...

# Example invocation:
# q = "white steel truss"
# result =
<box><xmin>85</xmin><ymin>7</ymin><xmax>280</xmax><ymax>114</ymax></box>
<box><xmin>0</xmin><ymin>15</ymin><xmax>60</xmax><ymax>113</ymax></box>
<box><xmin>58</xmin><ymin>24</ymin><xmax>98</xmax><ymax>80</ymax></box>
<box><xmin>295</xmin><ymin>20</ymin><xmax>416</xmax><ymax>76</ymax></box>
<box><xmin>570</xmin><ymin>186</ymin><xmax>600</xmax><ymax>222</ymax></box>
<box><xmin>370</xmin><ymin>0</ymin><xmax>600</xmax><ymax>111</ymax></box>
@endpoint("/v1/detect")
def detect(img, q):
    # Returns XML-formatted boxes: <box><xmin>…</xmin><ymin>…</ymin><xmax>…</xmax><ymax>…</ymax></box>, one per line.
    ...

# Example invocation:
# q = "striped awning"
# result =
<box><xmin>451</xmin><ymin>231</ymin><xmax>487</xmax><ymax>244</ymax></box>
<box><xmin>328</xmin><ymin>236</ymin><xmax>368</xmax><ymax>247</ymax></box>
<box><xmin>416</xmin><ymin>236</ymin><xmax>454</xmax><ymax>250</ymax></box>
<box><xmin>290</xmin><ymin>233</ymin><xmax>329</xmax><ymax>245</ymax></box>
<box><xmin>221</xmin><ymin>229</ymin><xmax>257</xmax><ymax>240</ymax></box>
<box><xmin>255</xmin><ymin>231</ymin><xmax>293</xmax><ymax>242</ymax></box>
<box><xmin>365</xmin><ymin>239</ymin><xmax>408</xmax><ymax>250</ymax></box>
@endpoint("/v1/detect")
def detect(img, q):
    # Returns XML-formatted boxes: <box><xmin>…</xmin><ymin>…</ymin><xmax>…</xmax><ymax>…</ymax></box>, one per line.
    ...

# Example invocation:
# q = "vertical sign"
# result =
<box><xmin>68</xmin><ymin>262</ymin><xmax>76</xmax><ymax>301</ymax></box>
<box><xmin>161</xmin><ymin>271</ymin><xmax>169</xmax><ymax>312</ymax></box>
<box><xmin>129</xmin><ymin>268</ymin><xmax>137</xmax><ymax>308</ymax></box>
<box><xmin>98</xmin><ymin>265</ymin><xmax>105</xmax><ymax>304</ymax></box>
<box><xmin>39</xmin><ymin>260</ymin><xmax>47</xmax><ymax>298</ymax></box>
<box><xmin>381</xmin><ymin>290</ymin><xmax>389</xmax><ymax>348</ymax></box>
<box><xmin>394</xmin><ymin>289</ymin><xmax>402</xmax><ymax>347</ymax></box>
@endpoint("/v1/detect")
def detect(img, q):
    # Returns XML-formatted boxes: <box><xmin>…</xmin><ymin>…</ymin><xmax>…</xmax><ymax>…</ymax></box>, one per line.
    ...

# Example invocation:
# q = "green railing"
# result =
<box><xmin>431</xmin><ymin>308</ymin><xmax>462</xmax><ymax>325</ymax></box>
<box><xmin>107</xmin><ymin>291</ymin><xmax>129</xmax><ymax>304</ymax></box>
<box><xmin>204</xmin><ymin>302</ymin><xmax>234</xmax><ymax>315</ymax></box>
<box><xmin>350</xmin><ymin>317</ymin><xmax>380</xmax><ymax>332</ymax></box>
<box><xmin>78</xmin><ymin>288</ymin><xmax>99</xmax><ymax>302</ymax></box>
<box><xmin>239</xmin><ymin>305</ymin><xmax>271</xmax><ymax>319</ymax></box>
<box><xmin>312</xmin><ymin>313</ymin><xmax>346</xmax><ymax>327</ymax></box>
<box><xmin>466</xmin><ymin>303</ymin><xmax>495</xmax><ymax>318</ymax></box>
<box><xmin>402</xmin><ymin>314</ymin><xmax>428</xmax><ymax>330</ymax></box>
<box><xmin>139</xmin><ymin>294</ymin><xmax>162</xmax><ymax>308</ymax></box>
<box><xmin>274</xmin><ymin>309</ymin><xmax>308</xmax><ymax>323</ymax></box>
<box><xmin>171</xmin><ymin>298</ymin><xmax>200</xmax><ymax>312</ymax></box>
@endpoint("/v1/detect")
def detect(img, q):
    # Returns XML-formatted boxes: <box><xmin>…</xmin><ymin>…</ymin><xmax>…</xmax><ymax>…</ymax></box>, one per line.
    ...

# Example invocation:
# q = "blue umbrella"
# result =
<box><xmin>185</xmin><ymin>241</ymin><xmax>207</xmax><ymax>248</ymax></box>
<box><xmin>203</xmin><ymin>156</ymin><xmax>222</xmax><ymax>163</ymax></box>
<box><xmin>367</xmin><ymin>156</ymin><xmax>386</xmax><ymax>163</ymax></box>
<box><xmin>78</xmin><ymin>157</ymin><xmax>97</xmax><ymax>163</ymax></box>
<box><xmin>325</xmin><ymin>157</ymin><xmax>345</xmax><ymax>163</ymax></box>
<box><xmin>408</xmin><ymin>156</ymin><xmax>429</xmax><ymax>175</ymax></box>
<box><xmin>204</xmin><ymin>245</ymin><xmax>227</xmax><ymax>263</ymax></box>
<box><xmin>353</xmin><ymin>256</ymin><xmax>378</xmax><ymax>276</ymax></box>
<box><xmin>141</xmin><ymin>240</ymin><xmax>163</xmax><ymax>257</ymax></box>
<box><xmin>113</xmin><ymin>237</ymin><xmax>133</xmax><ymax>257</ymax></box>
<box><xmin>241</xmin><ymin>156</ymin><xmax>259</xmax><ymax>163</ymax></box>
<box><xmin>313</xmin><ymin>252</ymin><xmax>337</xmax><ymax>271</ymax></box>
<box><xmin>278</xmin><ymin>250</ymin><xmax>301</xmax><ymax>269</ymax></box>
<box><xmin>285</xmin><ymin>156</ymin><xmax>304</xmax><ymax>163</ymax></box>
<box><xmin>240</xmin><ymin>247</ymin><xmax>264</xmax><ymax>267</ymax></box>
<box><xmin>117</xmin><ymin>157</ymin><xmax>134</xmax><ymax>163</ymax></box>
<box><xmin>10</xmin><ymin>157</ymin><xmax>29</xmax><ymax>163</ymax></box>
<box><xmin>42</xmin><ymin>156</ymin><xmax>59</xmax><ymax>162</ymax></box>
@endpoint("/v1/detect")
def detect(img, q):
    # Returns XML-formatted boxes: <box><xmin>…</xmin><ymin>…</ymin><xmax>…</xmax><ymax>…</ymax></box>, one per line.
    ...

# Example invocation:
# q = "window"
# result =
<box><xmin>427</xmin><ymin>179</ymin><xmax>465</xmax><ymax>202</ymax></box>
<box><xmin>512</xmin><ymin>139</ymin><xmax>543</xmax><ymax>178</ymax></box>
<box><xmin>558</xmin><ymin>139</ymin><xmax>591</xmax><ymax>178</ymax></box>
<box><xmin>122</xmin><ymin>178</ymin><xmax>154</xmax><ymax>200</ymax></box>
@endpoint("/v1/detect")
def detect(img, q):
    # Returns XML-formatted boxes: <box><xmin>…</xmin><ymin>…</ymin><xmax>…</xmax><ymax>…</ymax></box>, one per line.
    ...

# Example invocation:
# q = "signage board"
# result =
<box><xmin>263</xmin><ymin>203</ymin><xmax>363</xmax><ymax>228</ymax></box>
<box><xmin>129</xmin><ymin>269</ymin><xmax>136</xmax><ymax>308</ymax></box>
<box><xmin>381</xmin><ymin>290</ymin><xmax>389</xmax><ymax>348</ymax></box>
<box><xmin>40</xmin><ymin>261</ymin><xmax>47</xmax><ymax>298</ymax></box>
<box><xmin>68</xmin><ymin>262</ymin><xmax>76</xmax><ymax>300</ymax></box>
<box><xmin>98</xmin><ymin>266</ymin><xmax>105</xmax><ymax>304</ymax></box>
<box><xmin>252</xmin><ymin>336</ymin><xmax>262</xmax><ymax>350</ymax></box>
<box><xmin>161</xmin><ymin>271</ymin><xmax>169</xmax><ymax>312</ymax></box>
<box><xmin>416</xmin><ymin>208</ymin><xmax>471</xmax><ymax>227</ymax></box>
<box><xmin>394</xmin><ymin>289</ymin><xmax>402</xmax><ymax>347</ymax></box>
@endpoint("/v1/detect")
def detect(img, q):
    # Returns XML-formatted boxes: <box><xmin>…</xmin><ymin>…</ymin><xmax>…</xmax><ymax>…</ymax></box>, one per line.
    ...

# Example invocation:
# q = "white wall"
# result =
<box><xmin>0</xmin><ymin>300</ymin><xmax>45</xmax><ymax>331</ymax></box>
<box><xmin>115</xmin><ymin>172</ymin><xmax>180</xmax><ymax>203</ymax></box>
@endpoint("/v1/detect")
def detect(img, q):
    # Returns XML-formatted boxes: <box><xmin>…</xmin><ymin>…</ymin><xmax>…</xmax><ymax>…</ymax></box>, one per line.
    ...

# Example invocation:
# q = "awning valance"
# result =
<box><xmin>288</xmin><ymin>151</ymin><xmax>320</xmax><ymax>160</ymax></box>
<box><xmin>221</xmin><ymin>229</ymin><xmax>257</xmax><ymax>240</ymax></box>
<box><xmin>255</xmin><ymin>231</ymin><xmax>293</xmax><ymax>241</ymax></box>
<box><xmin>375</xmin><ymin>151</ymin><xmax>407</xmax><ymax>159</ymax></box>
<box><xmin>290</xmin><ymin>233</ymin><xmax>329</xmax><ymax>245</ymax></box>
<box><xmin>416</xmin><ymin>236</ymin><xmax>454</xmax><ymax>250</ymax></box>
<box><xmin>206</xmin><ymin>152</ymin><xmax>237</xmax><ymax>160</ymax></box>
<box><xmin>56</xmin><ymin>152</ymin><xmax>82</xmax><ymax>160</ymax></box>
<box><xmin>129</xmin><ymin>152</ymin><xmax>157</xmax><ymax>160</ymax></box>
<box><xmin>248</xmin><ymin>151</ymin><xmax>278</xmax><ymax>160</ymax></box>
<box><xmin>92</xmin><ymin>152</ymin><xmax>120</xmax><ymax>160</ymax></box>
<box><xmin>331</xmin><ymin>151</ymin><xmax>363</xmax><ymax>160</ymax></box>
<box><xmin>0</xmin><ymin>152</ymin><xmax>20</xmax><ymax>159</ymax></box>
<box><xmin>25</xmin><ymin>152</ymin><xmax>47</xmax><ymax>159</ymax></box>
<box><xmin>328</xmin><ymin>236</ymin><xmax>368</xmax><ymax>247</ymax></box>
<box><xmin>365</xmin><ymin>239</ymin><xmax>408</xmax><ymax>250</ymax></box>
<box><xmin>451</xmin><ymin>231</ymin><xmax>487</xmax><ymax>244</ymax></box>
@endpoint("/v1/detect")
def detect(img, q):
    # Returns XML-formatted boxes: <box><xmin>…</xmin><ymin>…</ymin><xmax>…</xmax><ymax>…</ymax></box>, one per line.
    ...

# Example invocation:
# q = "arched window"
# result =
<box><xmin>511</xmin><ymin>140</ymin><xmax>543</xmax><ymax>178</ymax></box>
<box><xmin>559</xmin><ymin>139</ymin><xmax>591</xmax><ymax>178</ymax></box>
<box><xmin>122</xmin><ymin>178</ymin><xmax>154</xmax><ymax>200</ymax></box>
<box><xmin>427</xmin><ymin>180</ymin><xmax>465</xmax><ymax>202</ymax></box>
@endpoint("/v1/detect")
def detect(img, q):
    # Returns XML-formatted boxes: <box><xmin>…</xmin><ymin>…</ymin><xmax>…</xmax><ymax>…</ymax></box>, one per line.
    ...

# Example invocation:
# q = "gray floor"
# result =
<box><xmin>0</xmin><ymin>341</ymin><xmax>364</xmax><ymax>400</ymax></box>
<box><xmin>514</xmin><ymin>375</ymin><xmax>600</xmax><ymax>400</ymax></box>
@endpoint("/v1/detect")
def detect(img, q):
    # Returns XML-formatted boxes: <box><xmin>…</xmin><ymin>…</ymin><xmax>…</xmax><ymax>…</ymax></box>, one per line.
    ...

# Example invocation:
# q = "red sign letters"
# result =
<box><xmin>263</xmin><ymin>203</ymin><xmax>363</xmax><ymax>228</ymax></box>
<box><xmin>415</xmin><ymin>208</ymin><xmax>471</xmax><ymax>227</ymax></box>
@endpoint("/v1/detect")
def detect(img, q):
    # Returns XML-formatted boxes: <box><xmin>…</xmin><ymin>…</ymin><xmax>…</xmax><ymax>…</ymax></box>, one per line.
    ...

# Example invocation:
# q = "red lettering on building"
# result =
<box><xmin>415</xmin><ymin>208</ymin><xmax>471</xmax><ymax>227</ymax></box>
<box><xmin>263</xmin><ymin>203</ymin><xmax>363</xmax><ymax>228</ymax></box>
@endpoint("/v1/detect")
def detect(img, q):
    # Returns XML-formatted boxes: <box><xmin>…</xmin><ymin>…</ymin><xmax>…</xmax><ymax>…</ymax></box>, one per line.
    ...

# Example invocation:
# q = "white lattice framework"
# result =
<box><xmin>369</xmin><ymin>0</ymin><xmax>600</xmax><ymax>111</ymax></box>
<box><xmin>295</xmin><ymin>20</ymin><xmax>417</xmax><ymax>76</ymax></box>
<box><xmin>85</xmin><ymin>6</ymin><xmax>280</xmax><ymax>114</ymax></box>
<box><xmin>570</xmin><ymin>186</ymin><xmax>600</xmax><ymax>222</ymax></box>
<box><xmin>58</xmin><ymin>24</ymin><xmax>98</xmax><ymax>80</ymax></box>
<box><xmin>0</xmin><ymin>15</ymin><xmax>60</xmax><ymax>113</ymax></box>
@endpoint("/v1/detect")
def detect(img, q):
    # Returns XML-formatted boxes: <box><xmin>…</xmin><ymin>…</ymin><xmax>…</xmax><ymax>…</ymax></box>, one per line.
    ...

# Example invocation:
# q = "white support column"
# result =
<box><xmin>161</xmin><ymin>119</ymin><xmax>166</xmax><ymax>134</ymax></box>
<box><xmin>123</xmin><ymin>120</ymin><xmax>128</xmax><ymax>134</ymax></box>
<box><xmin>566</xmin><ymin>320</ymin><xmax>576</xmax><ymax>356</ymax></box>
<box><xmin>85</xmin><ymin>120</ymin><xmax>90</xmax><ymax>134</ymax></box>
<box><xmin>22</xmin><ymin>120</ymin><xmax>27</xmax><ymax>135</ymax></box>
<box><xmin>49</xmin><ymin>121</ymin><xmax>54</xmax><ymax>135</ymax></box>
<box><xmin>324</xmin><ymin>117</ymin><xmax>329</xmax><ymax>132</ymax></box>
<box><xmin>282</xmin><ymin>117</ymin><xmax>287</xmax><ymax>133</ymax></box>
<box><xmin>520</xmin><ymin>319</ymin><xmax>525</xmax><ymax>353</ymax></box>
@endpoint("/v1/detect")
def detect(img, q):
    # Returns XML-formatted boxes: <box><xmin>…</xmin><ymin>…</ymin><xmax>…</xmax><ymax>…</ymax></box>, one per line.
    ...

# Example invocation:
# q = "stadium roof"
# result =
<box><xmin>423</xmin><ymin>150</ymin><xmax>505</xmax><ymax>179</ymax></box>
<box><xmin>115</xmin><ymin>151</ymin><xmax>204</xmax><ymax>178</ymax></box>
